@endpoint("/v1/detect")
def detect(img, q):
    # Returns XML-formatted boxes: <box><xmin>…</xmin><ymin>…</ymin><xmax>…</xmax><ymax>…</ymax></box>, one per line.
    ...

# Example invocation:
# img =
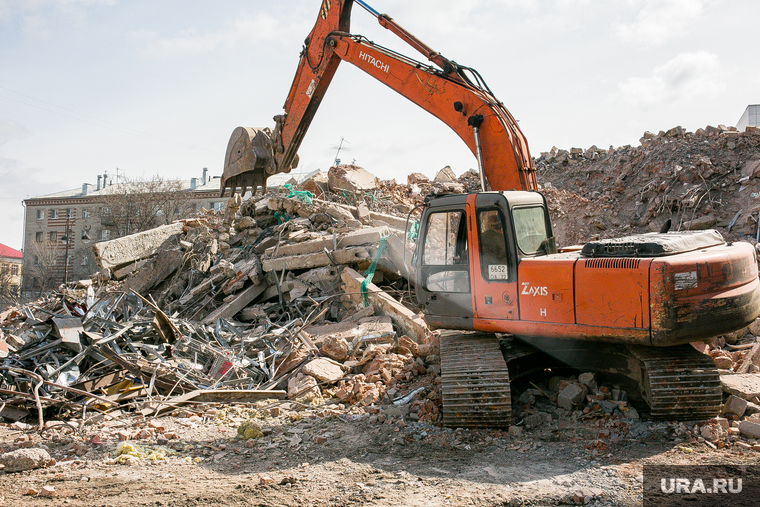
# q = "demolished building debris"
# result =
<box><xmin>4</xmin><ymin>135</ymin><xmax>760</xmax><ymax>448</ymax></box>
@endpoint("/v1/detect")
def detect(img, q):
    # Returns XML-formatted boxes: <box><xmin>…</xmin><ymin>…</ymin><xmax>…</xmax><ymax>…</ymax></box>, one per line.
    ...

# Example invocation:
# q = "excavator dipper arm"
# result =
<box><xmin>221</xmin><ymin>0</ymin><xmax>537</xmax><ymax>196</ymax></box>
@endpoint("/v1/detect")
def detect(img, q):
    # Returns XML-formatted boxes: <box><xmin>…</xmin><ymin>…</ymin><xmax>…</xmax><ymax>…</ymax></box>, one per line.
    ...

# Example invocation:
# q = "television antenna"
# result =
<box><xmin>330</xmin><ymin>137</ymin><xmax>351</xmax><ymax>166</ymax></box>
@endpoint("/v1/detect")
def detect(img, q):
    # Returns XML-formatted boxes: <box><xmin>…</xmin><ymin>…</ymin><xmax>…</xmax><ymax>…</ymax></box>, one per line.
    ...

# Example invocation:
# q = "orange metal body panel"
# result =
<box><xmin>517</xmin><ymin>258</ymin><xmax>575</xmax><ymax>323</ymax></box>
<box><xmin>649</xmin><ymin>242</ymin><xmax>760</xmax><ymax>345</ymax></box>
<box><xmin>574</xmin><ymin>258</ymin><xmax>651</xmax><ymax>330</ymax></box>
<box><xmin>466</xmin><ymin>195</ymin><xmax>519</xmax><ymax>321</ymax></box>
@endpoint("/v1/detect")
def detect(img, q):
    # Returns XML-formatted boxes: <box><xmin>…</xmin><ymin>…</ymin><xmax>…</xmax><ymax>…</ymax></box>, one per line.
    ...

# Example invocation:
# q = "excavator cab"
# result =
<box><xmin>414</xmin><ymin>191</ymin><xmax>554</xmax><ymax>330</ymax></box>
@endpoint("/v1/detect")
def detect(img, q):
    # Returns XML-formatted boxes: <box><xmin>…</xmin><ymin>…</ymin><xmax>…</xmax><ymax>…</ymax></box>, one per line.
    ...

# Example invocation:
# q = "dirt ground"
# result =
<box><xmin>3</xmin><ymin>396</ymin><xmax>759</xmax><ymax>507</ymax></box>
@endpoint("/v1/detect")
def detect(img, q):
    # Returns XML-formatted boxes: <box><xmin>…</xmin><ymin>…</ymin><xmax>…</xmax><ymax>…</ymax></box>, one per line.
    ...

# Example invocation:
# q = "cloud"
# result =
<box><xmin>0</xmin><ymin>0</ymin><xmax>113</xmax><ymax>23</ymax></box>
<box><xmin>130</xmin><ymin>13</ymin><xmax>294</xmax><ymax>58</ymax></box>
<box><xmin>0</xmin><ymin>120</ymin><xmax>29</xmax><ymax>147</ymax></box>
<box><xmin>616</xmin><ymin>0</ymin><xmax>707</xmax><ymax>47</ymax></box>
<box><xmin>616</xmin><ymin>51</ymin><xmax>723</xmax><ymax>108</ymax></box>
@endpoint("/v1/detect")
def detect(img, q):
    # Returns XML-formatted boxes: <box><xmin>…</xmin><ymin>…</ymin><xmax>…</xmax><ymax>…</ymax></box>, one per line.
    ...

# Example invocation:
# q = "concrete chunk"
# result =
<box><xmin>723</xmin><ymin>395</ymin><xmax>748</xmax><ymax>418</ymax></box>
<box><xmin>302</xmin><ymin>358</ymin><xmax>344</xmax><ymax>384</ymax></box>
<box><xmin>93</xmin><ymin>222</ymin><xmax>184</xmax><ymax>270</ymax></box>
<box><xmin>125</xmin><ymin>249</ymin><xmax>184</xmax><ymax>294</ymax></box>
<box><xmin>558</xmin><ymin>384</ymin><xmax>585</xmax><ymax>410</ymax></box>
<box><xmin>721</xmin><ymin>374</ymin><xmax>760</xmax><ymax>400</ymax></box>
<box><xmin>739</xmin><ymin>420</ymin><xmax>760</xmax><ymax>439</ymax></box>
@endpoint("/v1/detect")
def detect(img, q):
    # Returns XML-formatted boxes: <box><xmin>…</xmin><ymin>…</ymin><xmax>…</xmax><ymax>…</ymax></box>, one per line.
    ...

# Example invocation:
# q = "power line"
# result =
<box><xmin>0</xmin><ymin>85</ymin><xmax>220</xmax><ymax>153</ymax></box>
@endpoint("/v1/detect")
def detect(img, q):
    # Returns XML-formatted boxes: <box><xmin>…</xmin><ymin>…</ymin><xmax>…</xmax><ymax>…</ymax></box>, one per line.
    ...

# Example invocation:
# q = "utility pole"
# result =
<box><xmin>63</xmin><ymin>212</ymin><xmax>72</xmax><ymax>285</ymax></box>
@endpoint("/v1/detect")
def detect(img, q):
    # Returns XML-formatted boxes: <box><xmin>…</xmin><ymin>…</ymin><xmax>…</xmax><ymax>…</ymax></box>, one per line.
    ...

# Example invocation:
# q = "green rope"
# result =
<box><xmin>360</xmin><ymin>236</ymin><xmax>388</xmax><ymax>307</ymax></box>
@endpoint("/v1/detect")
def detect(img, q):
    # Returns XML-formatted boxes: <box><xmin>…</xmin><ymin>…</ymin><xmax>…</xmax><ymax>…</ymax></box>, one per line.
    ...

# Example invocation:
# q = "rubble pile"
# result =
<box><xmin>3</xmin><ymin>128</ymin><xmax>760</xmax><ymax>437</ymax></box>
<box><xmin>0</xmin><ymin>168</ymin><xmax>446</xmax><ymax>428</ymax></box>
<box><xmin>536</xmin><ymin>124</ymin><xmax>760</xmax><ymax>247</ymax></box>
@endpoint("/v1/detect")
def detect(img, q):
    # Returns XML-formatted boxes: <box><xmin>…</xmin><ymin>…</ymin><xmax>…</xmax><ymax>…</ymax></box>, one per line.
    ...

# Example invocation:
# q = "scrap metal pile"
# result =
<box><xmin>0</xmin><ymin>166</ymin><xmax>451</xmax><ymax>427</ymax></box>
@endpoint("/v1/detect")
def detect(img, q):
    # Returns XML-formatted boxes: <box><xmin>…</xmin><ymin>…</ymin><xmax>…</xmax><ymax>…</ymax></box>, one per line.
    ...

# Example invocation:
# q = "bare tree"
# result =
<box><xmin>25</xmin><ymin>239</ymin><xmax>61</xmax><ymax>295</ymax></box>
<box><xmin>0</xmin><ymin>268</ymin><xmax>19</xmax><ymax>309</ymax></box>
<box><xmin>98</xmin><ymin>175</ymin><xmax>195</xmax><ymax>238</ymax></box>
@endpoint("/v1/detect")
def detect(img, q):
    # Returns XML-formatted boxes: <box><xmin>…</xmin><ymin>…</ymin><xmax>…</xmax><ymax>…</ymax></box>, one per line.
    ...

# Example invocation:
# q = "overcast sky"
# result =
<box><xmin>1</xmin><ymin>0</ymin><xmax>758</xmax><ymax>250</ymax></box>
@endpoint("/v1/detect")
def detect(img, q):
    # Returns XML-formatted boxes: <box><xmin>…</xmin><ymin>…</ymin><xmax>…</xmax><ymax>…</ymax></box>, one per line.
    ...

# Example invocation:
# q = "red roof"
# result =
<box><xmin>0</xmin><ymin>243</ymin><xmax>23</xmax><ymax>259</ymax></box>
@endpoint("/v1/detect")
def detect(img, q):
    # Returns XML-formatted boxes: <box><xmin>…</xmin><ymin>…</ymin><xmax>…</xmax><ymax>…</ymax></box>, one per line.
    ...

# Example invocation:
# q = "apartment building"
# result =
<box><xmin>21</xmin><ymin>169</ymin><xmax>228</xmax><ymax>294</ymax></box>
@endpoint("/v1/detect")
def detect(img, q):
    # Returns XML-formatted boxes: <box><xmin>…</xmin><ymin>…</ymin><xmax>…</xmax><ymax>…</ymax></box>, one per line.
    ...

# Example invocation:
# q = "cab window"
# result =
<box><xmin>423</xmin><ymin>211</ymin><xmax>467</xmax><ymax>265</ymax></box>
<box><xmin>478</xmin><ymin>209</ymin><xmax>509</xmax><ymax>280</ymax></box>
<box><xmin>513</xmin><ymin>206</ymin><xmax>548</xmax><ymax>255</ymax></box>
<box><xmin>422</xmin><ymin>211</ymin><xmax>469</xmax><ymax>293</ymax></box>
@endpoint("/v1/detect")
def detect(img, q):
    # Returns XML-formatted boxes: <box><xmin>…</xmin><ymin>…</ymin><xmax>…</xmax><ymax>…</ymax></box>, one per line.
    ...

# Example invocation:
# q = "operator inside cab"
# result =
<box><xmin>478</xmin><ymin>210</ymin><xmax>509</xmax><ymax>280</ymax></box>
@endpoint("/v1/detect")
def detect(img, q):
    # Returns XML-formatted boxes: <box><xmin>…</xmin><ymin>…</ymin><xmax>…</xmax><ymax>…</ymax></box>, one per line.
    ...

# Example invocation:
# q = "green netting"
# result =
<box><xmin>274</xmin><ymin>212</ymin><xmax>292</xmax><ymax>224</ymax></box>
<box><xmin>283</xmin><ymin>183</ymin><xmax>314</xmax><ymax>204</ymax></box>
<box><xmin>360</xmin><ymin>236</ymin><xmax>388</xmax><ymax>307</ymax></box>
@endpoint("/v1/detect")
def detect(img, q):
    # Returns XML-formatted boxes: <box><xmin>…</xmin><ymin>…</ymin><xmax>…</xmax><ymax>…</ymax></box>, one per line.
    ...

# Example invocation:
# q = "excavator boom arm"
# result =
<box><xmin>221</xmin><ymin>0</ymin><xmax>536</xmax><ymax>196</ymax></box>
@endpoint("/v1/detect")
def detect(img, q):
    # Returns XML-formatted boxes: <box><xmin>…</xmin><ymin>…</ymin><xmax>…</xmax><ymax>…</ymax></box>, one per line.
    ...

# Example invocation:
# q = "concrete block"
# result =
<box><xmin>558</xmin><ymin>383</ymin><xmax>585</xmax><ymax>410</ymax></box>
<box><xmin>739</xmin><ymin>420</ymin><xmax>760</xmax><ymax>439</ymax></box>
<box><xmin>723</xmin><ymin>395</ymin><xmax>748</xmax><ymax>417</ymax></box>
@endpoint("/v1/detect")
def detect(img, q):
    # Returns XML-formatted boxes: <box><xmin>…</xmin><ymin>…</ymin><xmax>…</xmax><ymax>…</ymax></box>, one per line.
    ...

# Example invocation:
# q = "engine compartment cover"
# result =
<box><xmin>581</xmin><ymin>230</ymin><xmax>724</xmax><ymax>258</ymax></box>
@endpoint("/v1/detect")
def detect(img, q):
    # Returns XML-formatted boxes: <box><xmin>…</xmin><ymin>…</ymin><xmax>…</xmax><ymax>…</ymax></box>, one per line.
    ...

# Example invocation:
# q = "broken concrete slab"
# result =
<box><xmin>328</xmin><ymin>165</ymin><xmax>378</xmax><ymax>192</ymax></box>
<box><xmin>262</xmin><ymin>247</ymin><xmax>370</xmax><ymax>272</ymax></box>
<box><xmin>304</xmin><ymin>316</ymin><xmax>394</xmax><ymax>346</ymax></box>
<box><xmin>721</xmin><ymin>374</ymin><xmax>760</xmax><ymax>400</ymax></box>
<box><xmin>125</xmin><ymin>249</ymin><xmax>184</xmax><ymax>295</ymax></box>
<box><xmin>342</xmin><ymin>267</ymin><xmax>431</xmax><ymax>343</ymax></box>
<box><xmin>264</xmin><ymin>227</ymin><xmax>393</xmax><ymax>259</ymax></box>
<box><xmin>111</xmin><ymin>259</ymin><xmax>149</xmax><ymax>281</ymax></box>
<box><xmin>93</xmin><ymin>222</ymin><xmax>184</xmax><ymax>270</ymax></box>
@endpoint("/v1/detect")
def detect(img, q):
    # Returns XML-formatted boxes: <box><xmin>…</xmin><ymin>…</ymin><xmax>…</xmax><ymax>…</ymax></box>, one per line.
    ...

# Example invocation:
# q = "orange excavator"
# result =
<box><xmin>222</xmin><ymin>0</ymin><xmax>760</xmax><ymax>426</ymax></box>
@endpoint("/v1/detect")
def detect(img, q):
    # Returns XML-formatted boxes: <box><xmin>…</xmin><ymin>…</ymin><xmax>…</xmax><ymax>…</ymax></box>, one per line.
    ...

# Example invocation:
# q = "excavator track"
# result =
<box><xmin>629</xmin><ymin>344</ymin><xmax>722</xmax><ymax>420</ymax></box>
<box><xmin>440</xmin><ymin>332</ymin><xmax>511</xmax><ymax>428</ymax></box>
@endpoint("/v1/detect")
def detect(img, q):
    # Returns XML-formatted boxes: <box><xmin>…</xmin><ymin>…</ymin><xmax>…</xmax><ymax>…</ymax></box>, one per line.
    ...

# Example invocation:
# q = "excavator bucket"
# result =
<box><xmin>221</xmin><ymin>126</ymin><xmax>278</xmax><ymax>197</ymax></box>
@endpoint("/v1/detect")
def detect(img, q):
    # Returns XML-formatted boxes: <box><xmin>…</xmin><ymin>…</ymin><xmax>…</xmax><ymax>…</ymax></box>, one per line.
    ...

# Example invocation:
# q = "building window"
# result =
<box><xmin>65</xmin><ymin>208</ymin><xmax>73</xmax><ymax>218</ymax></box>
<box><xmin>83</xmin><ymin>209</ymin><xmax>91</xmax><ymax>218</ymax></box>
<box><xmin>50</xmin><ymin>209</ymin><xmax>58</xmax><ymax>219</ymax></box>
<box><xmin>35</xmin><ymin>231</ymin><xmax>43</xmax><ymax>242</ymax></box>
<box><xmin>209</xmin><ymin>201</ymin><xmax>224</xmax><ymax>212</ymax></box>
<box><xmin>81</xmin><ymin>254</ymin><xmax>89</xmax><ymax>266</ymax></box>
<box><xmin>34</xmin><ymin>256</ymin><xmax>40</xmax><ymax>266</ymax></box>
<box><xmin>66</xmin><ymin>256</ymin><xmax>72</xmax><ymax>266</ymax></box>
<box><xmin>49</xmin><ymin>231</ymin><xmax>58</xmax><ymax>242</ymax></box>
<box><xmin>100</xmin><ymin>229</ymin><xmax>110</xmax><ymax>241</ymax></box>
<box><xmin>1</xmin><ymin>264</ymin><xmax>8</xmax><ymax>274</ymax></box>
<box><xmin>36</xmin><ymin>209</ymin><xmax>44</xmax><ymax>220</ymax></box>
<box><xmin>11</xmin><ymin>265</ymin><xmax>18</xmax><ymax>276</ymax></box>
